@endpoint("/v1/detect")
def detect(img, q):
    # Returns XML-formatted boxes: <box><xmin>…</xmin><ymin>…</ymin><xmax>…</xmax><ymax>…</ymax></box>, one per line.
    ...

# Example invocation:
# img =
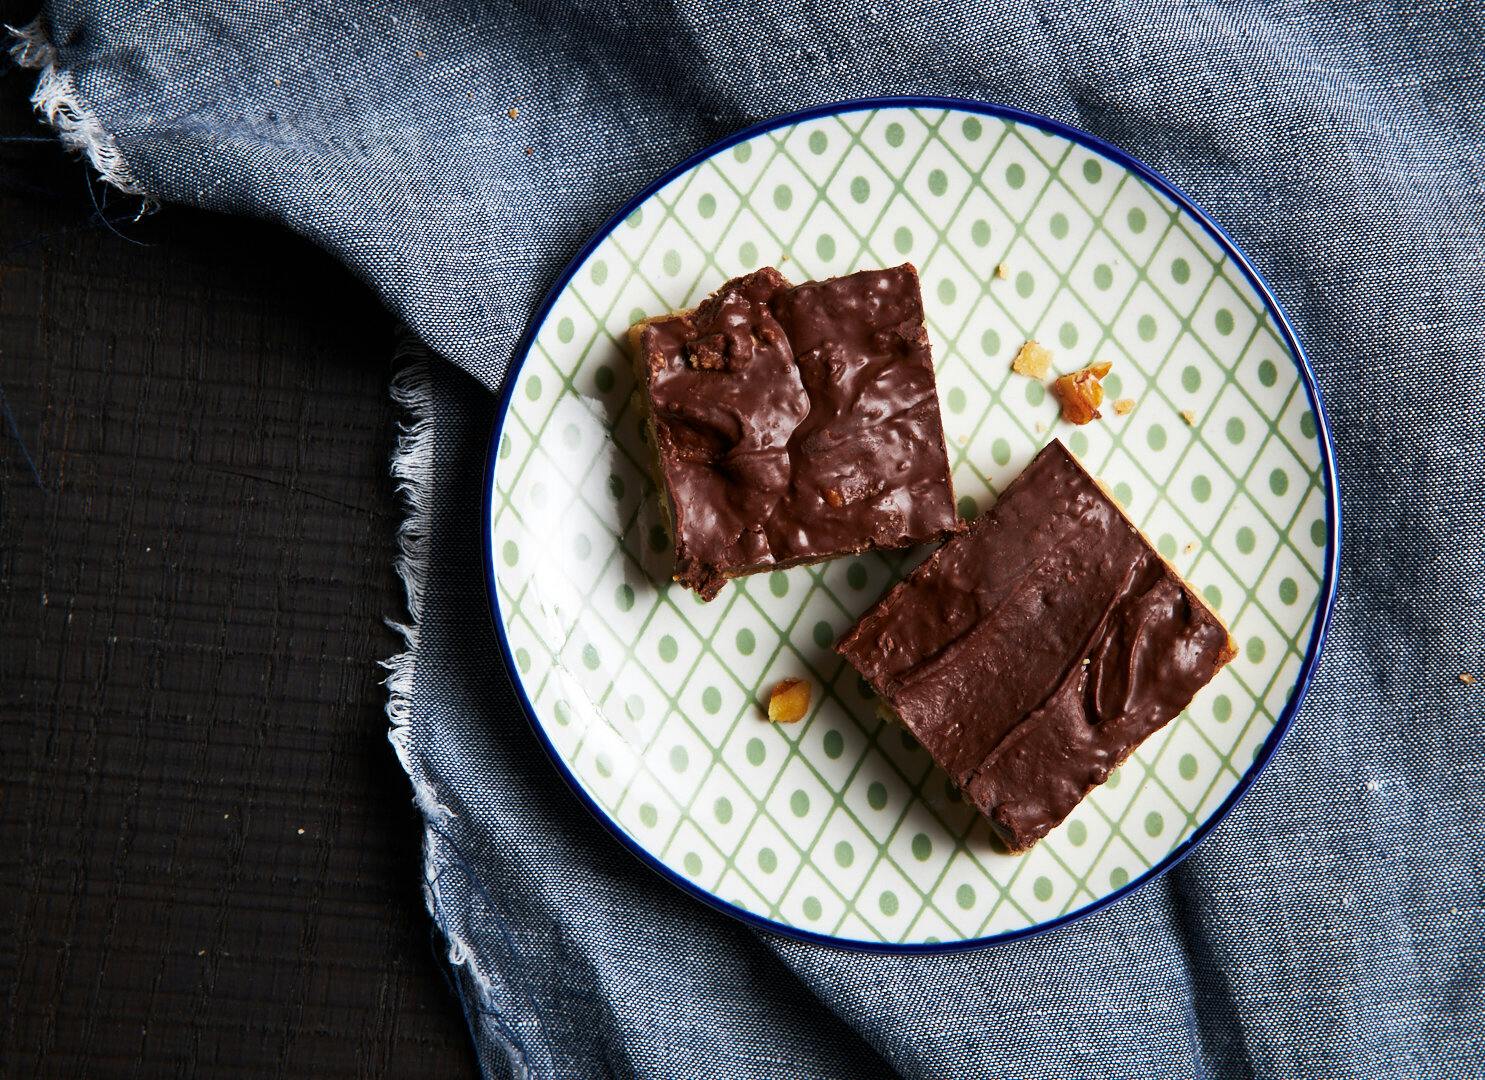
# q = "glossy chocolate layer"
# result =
<box><xmin>836</xmin><ymin>440</ymin><xmax>1235</xmax><ymax>852</ymax></box>
<box><xmin>632</xmin><ymin>265</ymin><xmax>958</xmax><ymax>600</ymax></box>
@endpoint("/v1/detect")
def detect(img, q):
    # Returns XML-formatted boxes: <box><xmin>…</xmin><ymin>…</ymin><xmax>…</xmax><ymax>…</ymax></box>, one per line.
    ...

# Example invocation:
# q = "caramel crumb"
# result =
<box><xmin>1011</xmin><ymin>339</ymin><xmax>1053</xmax><ymax>379</ymax></box>
<box><xmin>823</xmin><ymin>488</ymin><xmax>845</xmax><ymax>508</ymax></box>
<box><xmin>994</xmin><ymin>263</ymin><xmax>1009</xmax><ymax>280</ymax></box>
<box><xmin>1180</xmin><ymin>409</ymin><xmax>1197</xmax><ymax>426</ymax></box>
<box><xmin>1052</xmin><ymin>361</ymin><xmax>1113</xmax><ymax>425</ymax></box>
<box><xmin>1184</xmin><ymin>541</ymin><xmax>1197</xmax><ymax>554</ymax></box>
<box><xmin>767</xmin><ymin>678</ymin><xmax>812</xmax><ymax>723</ymax></box>
<box><xmin>1461</xmin><ymin>673</ymin><xmax>1477</xmax><ymax>685</ymax></box>
<box><xmin>507</xmin><ymin>107</ymin><xmax>520</xmax><ymax>119</ymax></box>
<box><xmin>780</xmin><ymin>253</ymin><xmax>790</xmax><ymax>263</ymax></box>
<box><xmin>1114</xmin><ymin>398</ymin><xmax>1136</xmax><ymax>415</ymax></box>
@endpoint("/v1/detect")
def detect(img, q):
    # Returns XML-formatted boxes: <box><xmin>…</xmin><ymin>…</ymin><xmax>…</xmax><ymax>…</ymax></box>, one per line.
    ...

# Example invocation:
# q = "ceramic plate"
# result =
<box><xmin>483</xmin><ymin>98</ymin><xmax>1338</xmax><ymax>950</ymax></box>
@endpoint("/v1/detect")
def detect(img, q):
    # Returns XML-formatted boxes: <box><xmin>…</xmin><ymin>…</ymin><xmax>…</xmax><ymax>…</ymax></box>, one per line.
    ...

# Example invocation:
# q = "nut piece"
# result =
<box><xmin>994</xmin><ymin>263</ymin><xmax>1009</xmax><ymax>280</ymax></box>
<box><xmin>1113</xmin><ymin>398</ymin><xmax>1136</xmax><ymax>415</ymax></box>
<box><xmin>1011</xmin><ymin>339</ymin><xmax>1053</xmax><ymax>379</ymax></box>
<box><xmin>767</xmin><ymin>678</ymin><xmax>812</xmax><ymax>723</ymax></box>
<box><xmin>1052</xmin><ymin>361</ymin><xmax>1112</xmax><ymax>425</ymax></box>
<box><xmin>686</xmin><ymin>334</ymin><xmax>727</xmax><ymax>369</ymax></box>
<box><xmin>1461</xmin><ymin>672</ymin><xmax>1477</xmax><ymax>685</ymax></box>
<box><xmin>1180</xmin><ymin>409</ymin><xmax>1197</xmax><ymax>427</ymax></box>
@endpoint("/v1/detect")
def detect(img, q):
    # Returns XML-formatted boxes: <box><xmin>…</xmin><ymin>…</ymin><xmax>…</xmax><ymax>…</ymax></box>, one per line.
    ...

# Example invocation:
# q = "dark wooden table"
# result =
<box><xmin>0</xmin><ymin>41</ymin><xmax>478</xmax><ymax>1079</ymax></box>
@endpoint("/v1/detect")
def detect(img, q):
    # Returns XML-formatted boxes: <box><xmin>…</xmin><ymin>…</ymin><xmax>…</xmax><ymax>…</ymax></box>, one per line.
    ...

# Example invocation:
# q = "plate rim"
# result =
<box><xmin>480</xmin><ymin>95</ymin><xmax>1342</xmax><ymax>954</ymax></box>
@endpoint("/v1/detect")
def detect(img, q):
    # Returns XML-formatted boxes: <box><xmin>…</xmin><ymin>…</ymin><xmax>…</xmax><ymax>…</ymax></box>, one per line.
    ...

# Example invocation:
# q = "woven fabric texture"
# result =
<box><xmin>19</xmin><ymin>2</ymin><xmax>1485</xmax><ymax>1076</ymax></box>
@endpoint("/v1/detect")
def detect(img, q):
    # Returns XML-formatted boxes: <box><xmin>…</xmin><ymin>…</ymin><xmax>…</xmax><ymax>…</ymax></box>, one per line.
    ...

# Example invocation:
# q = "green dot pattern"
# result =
<box><xmin>490</xmin><ymin>106</ymin><xmax>1331</xmax><ymax>947</ymax></box>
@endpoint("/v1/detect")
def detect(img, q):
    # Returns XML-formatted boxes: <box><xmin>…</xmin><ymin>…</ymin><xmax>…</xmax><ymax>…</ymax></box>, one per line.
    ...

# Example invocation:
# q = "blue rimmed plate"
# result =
<box><xmin>482</xmin><ymin>98</ymin><xmax>1339</xmax><ymax>951</ymax></box>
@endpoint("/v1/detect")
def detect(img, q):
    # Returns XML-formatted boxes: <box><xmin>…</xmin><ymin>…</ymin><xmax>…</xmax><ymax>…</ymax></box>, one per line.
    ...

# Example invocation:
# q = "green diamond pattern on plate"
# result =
<box><xmin>489</xmin><ymin>106</ymin><xmax>1328</xmax><ymax>945</ymax></box>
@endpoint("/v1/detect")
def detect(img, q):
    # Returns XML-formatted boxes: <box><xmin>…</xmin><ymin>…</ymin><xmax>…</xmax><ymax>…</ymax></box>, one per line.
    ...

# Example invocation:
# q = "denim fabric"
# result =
<box><xmin>23</xmin><ymin>1</ymin><xmax>1485</xmax><ymax>1076</ymax></box>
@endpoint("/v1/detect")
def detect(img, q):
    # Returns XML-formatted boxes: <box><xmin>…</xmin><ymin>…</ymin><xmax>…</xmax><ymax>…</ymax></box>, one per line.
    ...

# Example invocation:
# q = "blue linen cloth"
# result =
<box><xmin>15</xmin><ymin>2</ymin><xmax>1484</xmax><ymax>1076</ymax></box>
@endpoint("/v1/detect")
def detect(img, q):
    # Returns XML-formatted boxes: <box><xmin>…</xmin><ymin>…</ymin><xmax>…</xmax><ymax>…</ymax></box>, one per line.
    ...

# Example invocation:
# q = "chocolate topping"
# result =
<box><xmin>633</xmin><ymin>265</ymin><xmax>958</xmax><ymax>599</ymax></box>
<box><xmin>836</xmin><ymin>440</ymin><xmax>1235</xmax><ymax>851</ymax></box>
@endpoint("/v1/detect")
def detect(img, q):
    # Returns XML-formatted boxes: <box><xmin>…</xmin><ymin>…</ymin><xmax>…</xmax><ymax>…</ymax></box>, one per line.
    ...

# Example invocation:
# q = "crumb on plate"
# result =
<box><xmin>767</xmin><ymin>678</ymin><xmax>812</xmax><ymax>723</ymax></box>
<box><xmin>1052</xmin><ymin>361</ymin><xmax>1112</xmax><ymax>425</ymax></box>
<box><xmin>1011</xmin><ymin>339</ymin><xmax>1052</xmax><ymax>379</ymax></box>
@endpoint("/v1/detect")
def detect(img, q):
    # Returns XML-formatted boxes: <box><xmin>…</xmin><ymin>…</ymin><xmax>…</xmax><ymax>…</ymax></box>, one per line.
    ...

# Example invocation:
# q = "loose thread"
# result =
<box><xmin>0</xmin><ymin>384</ymin><xmax>46</xmax><ymax>491</ymax></box>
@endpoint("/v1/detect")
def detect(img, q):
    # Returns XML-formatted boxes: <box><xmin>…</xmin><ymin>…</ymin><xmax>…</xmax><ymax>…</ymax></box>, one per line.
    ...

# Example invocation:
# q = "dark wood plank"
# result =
<box><xmin>0</xmin><ymin>42</ymin><xmax>477</xmax><ymax>1079</ymax></box>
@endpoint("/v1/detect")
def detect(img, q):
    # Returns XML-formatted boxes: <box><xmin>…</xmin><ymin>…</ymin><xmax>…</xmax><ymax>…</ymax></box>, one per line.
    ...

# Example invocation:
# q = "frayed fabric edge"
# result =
<box><xmin>383</xmin><ymin>343</ymin><xmax>542</xmax><ymax>1080</ymax></box>
<box><xmin>384</xmin><ymin>347</ymin><xmax>450</xmax><ymax>824</ymax></box>
<box><xmin>7</xmin><ymin>16</ymin><xmax>152</xmax><ymax>202</ymax></box>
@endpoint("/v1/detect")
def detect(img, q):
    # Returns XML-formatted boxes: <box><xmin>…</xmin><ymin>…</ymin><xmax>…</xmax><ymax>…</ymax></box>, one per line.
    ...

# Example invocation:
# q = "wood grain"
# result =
<box><xmin>0</xmin><ymin>40</ymin><xmax>477</xmax><ymax>1079</ymax></box>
